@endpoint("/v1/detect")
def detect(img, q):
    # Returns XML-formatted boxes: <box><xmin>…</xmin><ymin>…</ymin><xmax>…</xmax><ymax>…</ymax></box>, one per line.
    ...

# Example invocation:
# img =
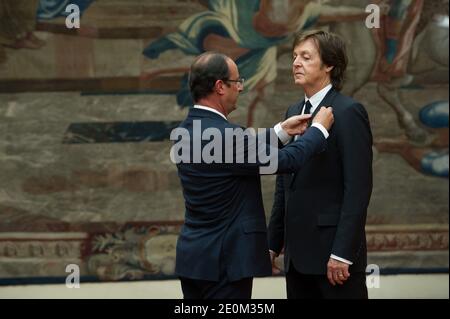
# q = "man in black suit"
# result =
<box><xmin>172</xmin><ymin>51</ymin><xmax>334</xmax><ymax>299</ymax></box>
<box><xmin>268</xmin><ymin>30</ymin><xmax>373</xmax><ymax>299</ymax></box>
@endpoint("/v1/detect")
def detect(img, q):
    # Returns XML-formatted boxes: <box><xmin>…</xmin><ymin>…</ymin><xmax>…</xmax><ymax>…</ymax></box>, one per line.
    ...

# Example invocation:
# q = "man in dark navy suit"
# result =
<box><xmin>172</xmin><ymin>51</ymin><xmax>334</xmax><ymax>299</ymax></box>
<box><xmin>268</xmin><ymin>30</ymin><xmax>373</xmax><ymax>299</ymax></box>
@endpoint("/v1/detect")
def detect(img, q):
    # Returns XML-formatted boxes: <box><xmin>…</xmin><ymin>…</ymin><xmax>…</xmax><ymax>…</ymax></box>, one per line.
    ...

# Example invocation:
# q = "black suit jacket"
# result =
<box><xmin>174</xmin><ymin>107</ymin><xmax>326</xmax><ymax>281</ymax></box>
<box><xmin>268</xmin><ymin>87</ymin><xmax>373</xmax><ymax>275</ymax></box>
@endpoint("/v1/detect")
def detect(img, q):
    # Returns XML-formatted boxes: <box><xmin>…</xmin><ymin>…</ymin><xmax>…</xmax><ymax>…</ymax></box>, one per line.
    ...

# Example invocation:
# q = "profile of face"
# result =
<box><xmin>292</xmin><ymin>38</ymin><xmax>333</xmax><ymax>95</ymax></box>
<box><xmin>222</xmin><ymin>58</ymin><xmax>243</xmax><ymax>114</ymax></box>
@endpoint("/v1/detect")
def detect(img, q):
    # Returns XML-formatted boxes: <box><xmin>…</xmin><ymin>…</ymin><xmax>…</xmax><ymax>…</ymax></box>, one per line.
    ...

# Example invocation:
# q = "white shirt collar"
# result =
<box><xmin>194</xmin><ymin>104</ymin><xmax>227</xmax><ymax>121</ymax></box>
<box><xmin>304</xmin><ymin>84</ymin><xmax>333</xmax><ymax>114</ymax></box>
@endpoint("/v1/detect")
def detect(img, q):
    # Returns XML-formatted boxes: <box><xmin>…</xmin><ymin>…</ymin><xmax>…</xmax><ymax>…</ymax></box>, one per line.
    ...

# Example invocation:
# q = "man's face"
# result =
<box><xmin>223</xmin><ymin>59</ymin><xmax>243</xmax><ymax>114</ymax></box>
<box><xmin>292</xmin><ymin>38</ymin><xmax>332</xmax><ymax>95</ymax></box>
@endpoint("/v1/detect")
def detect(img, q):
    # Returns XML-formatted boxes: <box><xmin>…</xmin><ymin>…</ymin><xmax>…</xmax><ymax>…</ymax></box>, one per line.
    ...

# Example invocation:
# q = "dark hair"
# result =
<box><xmin>292</xmin><ymin>30</ymin><xmax>348</xmax><ymax>91</ymax></box>
<box><xmin>189</xmin><ymin>52</ymin><xmax>230</xmax><ymax>102</ymax></box>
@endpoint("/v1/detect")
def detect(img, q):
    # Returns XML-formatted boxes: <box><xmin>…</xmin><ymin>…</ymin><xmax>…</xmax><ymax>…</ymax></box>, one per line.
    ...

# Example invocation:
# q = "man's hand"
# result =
<box><xmin>281</xmin><ymin>114</ymin><xmax>312</xmax><ymax>136</ymax></box>
<box><xmin>313</xmin><ymin>107</ymin><xmax>334</xmax><ymax>131</ymax></box>
<box><xmin>269</xmin><ymin>250</ymin><xmax>281</xmax><ymax>275</ymax></box>
<box><xmin>327</xmin><ymin>258</ymin><xmax>350</xmax><ymax>286</ymax></box>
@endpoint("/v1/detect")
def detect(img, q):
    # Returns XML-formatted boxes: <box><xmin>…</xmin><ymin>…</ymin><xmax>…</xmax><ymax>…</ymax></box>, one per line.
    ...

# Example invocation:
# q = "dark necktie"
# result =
<box><xmin>303</xmin><ymin>100</ymin><xmax>312</xmax><ymax>115</ymax></box>
<box><xmin>294</xmin><ymin>100</ymin><xmax>313</xmax><ymax>142</ymax></box>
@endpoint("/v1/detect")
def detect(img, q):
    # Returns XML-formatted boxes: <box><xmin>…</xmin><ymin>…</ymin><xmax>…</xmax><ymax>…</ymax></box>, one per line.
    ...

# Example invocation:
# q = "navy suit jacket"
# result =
<box><xmin>174</xmin><ymin>107</ymin><xmax>326</xmax><ymax>281</ymax></box>
<box><xmin>268</xmin><ymin>88</ymin><xmax>373</xmax><ymax>275</ymax></box>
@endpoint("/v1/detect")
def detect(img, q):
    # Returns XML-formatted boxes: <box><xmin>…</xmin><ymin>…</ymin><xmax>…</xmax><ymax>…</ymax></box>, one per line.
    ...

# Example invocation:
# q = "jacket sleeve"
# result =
<box><xmin>274</xmin><ymin>126</ymin><xmax>326</xmax><ymax>174</ymax></box>
<box><xmin>331</xmin><ymin>103</ymin><xmax>373</xmax><ymax>262</ymax></box>
<box><xmin>268</xmin><ymin>104</ymin><xmax>304</xmax><ymax>254</ymax></box>
<box><xmin>215</xmin><ymin>125</ymin><xmax>326</xmax><ymax>176</ymax></box>
<box><xmin>268</xmin><ymin>174</ymin><xmax>285</xmax><ymax>254</ymax></box>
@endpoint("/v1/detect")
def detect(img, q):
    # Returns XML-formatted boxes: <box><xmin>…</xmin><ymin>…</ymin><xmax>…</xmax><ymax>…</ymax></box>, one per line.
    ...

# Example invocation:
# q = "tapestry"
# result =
<box><xmin>0</xmin><ymin>0</ymin><xmax>448</xmax><ymax>284</ymax></box>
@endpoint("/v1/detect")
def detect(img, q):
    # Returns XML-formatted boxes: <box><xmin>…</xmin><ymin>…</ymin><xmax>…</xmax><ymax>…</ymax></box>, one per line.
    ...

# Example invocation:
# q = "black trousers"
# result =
<box><xmin>180</xmin><ymin>275</ymin><xmax>253</xmax><ymax>299</ymax></box>
<box><xmin>286</xmin><ymin>262</ymin><xmax>368</xmax><ymax>299</ymax></box>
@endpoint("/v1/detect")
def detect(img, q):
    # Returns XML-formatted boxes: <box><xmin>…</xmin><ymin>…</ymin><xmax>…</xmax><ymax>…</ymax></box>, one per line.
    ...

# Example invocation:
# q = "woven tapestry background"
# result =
<box><xmin>0</xmin><ymin>0</ymin><xmax>448</xmax><ymax>284</ymax></box>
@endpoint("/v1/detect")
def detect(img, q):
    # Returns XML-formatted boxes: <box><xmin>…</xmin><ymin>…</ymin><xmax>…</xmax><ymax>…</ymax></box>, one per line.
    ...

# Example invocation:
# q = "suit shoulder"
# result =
<box><xmin>177</xmin><ymin>118</ymin><xmax>190</xmax><ymax>130</ymax></box>
<box><xmin>333</xmin><ymin>93</ymin><xmax>367</xmax><ymax>114</ymax></box>
<box><xmin>333</xmin><ymin>92</ymin><xmax>359</xmax><ymax>107</ymax></box>
<box><xmin>285</xmin><ymin>100</ymin><xmax>303</xmax><ymax>117</ymax></box>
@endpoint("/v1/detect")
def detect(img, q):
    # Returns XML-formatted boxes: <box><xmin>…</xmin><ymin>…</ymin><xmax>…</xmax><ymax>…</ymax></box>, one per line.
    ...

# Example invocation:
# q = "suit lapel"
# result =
<box><xmin>284</xmin><ymin>99</ymin><xmax>304</xmax><ymax>187</ymax></box>
<box><xmin>288</xmin><ymin>87</ymin><xmax>338</xmax><ymax>190</ymax></box>
<box><xmin>310</xmin><ymin>87</ymin><xmax>338</xmax><ymax>121</ymax></box>
<box><xmin>292</xmin><ymin>99</ymin><xmax>304</xmax><ymax>117</ymax></box>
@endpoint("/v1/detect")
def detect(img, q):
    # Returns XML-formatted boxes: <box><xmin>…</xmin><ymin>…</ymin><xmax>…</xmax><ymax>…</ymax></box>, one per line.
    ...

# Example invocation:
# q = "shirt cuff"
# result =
<box><xmin>330</xmin><ymin>254</ymin><xmax>353</xmax><ymax>265</ymax></box>
<box><xmin>311</xmin><ymin>123</ymin><xmax>329</xmax><ymax>139</ymax></box>
<box><xmin>274</xmin><ymin>122</ymin><xmax>292</xmax><ymax>145</ymax></box>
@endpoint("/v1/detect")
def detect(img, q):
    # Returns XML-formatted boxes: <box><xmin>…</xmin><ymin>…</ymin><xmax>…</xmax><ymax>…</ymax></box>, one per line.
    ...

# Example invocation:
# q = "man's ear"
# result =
<box><xmin>325</xmin><ymin>65</ymin><xmax>334</xmax><ymax>73</ymax></box>
<box><xmin>215</xmin><ymin>79</ymin><xmax>225</xmax><ymax>95</ymax></box>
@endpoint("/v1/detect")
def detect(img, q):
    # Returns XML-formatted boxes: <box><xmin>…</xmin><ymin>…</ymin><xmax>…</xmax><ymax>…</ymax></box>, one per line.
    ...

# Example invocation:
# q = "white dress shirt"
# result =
<box><xmin>275</xmin><ymin>84</ymin><xmax>332</xmax><ymax>145</ymax></box>
<box><xmin>292</xmin><ymin>83</ymin><xmax>332</xmax><ymax>142</ymax></box>
<box><xmin>303</xmin><ymin>83</ymin><xmax>333</xmax><ymax>115</ymax></box>
<box><xmin>194</xmin><ymin>105</ymin><xmax>227</xmax><ymax>121</ymax></box>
